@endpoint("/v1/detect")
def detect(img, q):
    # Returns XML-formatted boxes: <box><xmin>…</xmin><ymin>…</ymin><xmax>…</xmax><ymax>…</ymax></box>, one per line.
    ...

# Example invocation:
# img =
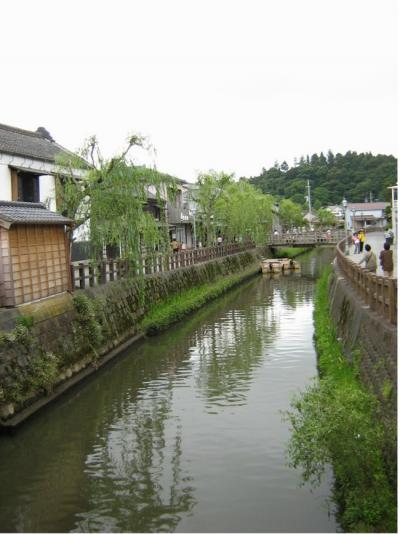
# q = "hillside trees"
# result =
<box><xmin>248</xmin><ymin>151</ymin><xmax>397</xmax><ymax>207</ymax></box>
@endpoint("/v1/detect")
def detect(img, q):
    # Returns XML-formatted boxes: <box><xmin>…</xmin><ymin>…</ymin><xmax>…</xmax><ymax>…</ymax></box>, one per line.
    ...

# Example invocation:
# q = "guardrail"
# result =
<box><xmin>336</xmin><ymin>237</ymin><xmax>397</xmax><ymax>325</ymax></box>
<box><xmin>266</xmin><ymin>230</ymin><xmax>346</xmax><ymax>246</ymax></box>
<box><xmin>70</xmin><ymin>242</ymin><xmax>255</xmax><ymax>290</ymax></box>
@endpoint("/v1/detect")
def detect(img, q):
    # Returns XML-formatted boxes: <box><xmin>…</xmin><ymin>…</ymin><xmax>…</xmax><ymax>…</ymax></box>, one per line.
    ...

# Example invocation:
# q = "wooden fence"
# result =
<box><xmin>70</xmin><ymin>242</ymin><xmax>255</xmax><ymax>290</ymax></box>
<box><xmin>336</xmin><ymin>237</ymin><xmax>397</xmax><ymax>325</ymax></box>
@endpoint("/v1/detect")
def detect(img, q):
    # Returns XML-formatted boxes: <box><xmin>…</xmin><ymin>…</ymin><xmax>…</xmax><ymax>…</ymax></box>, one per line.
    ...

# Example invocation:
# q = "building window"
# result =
<box><xmin>11</xmin><ymin>169</ymin><xmax>40</xmax><ymax>203</ymax></box>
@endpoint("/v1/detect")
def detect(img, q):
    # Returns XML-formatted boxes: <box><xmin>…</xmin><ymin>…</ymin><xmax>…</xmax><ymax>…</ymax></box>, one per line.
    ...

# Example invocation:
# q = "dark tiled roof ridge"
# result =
<box><xmin>0</xmin><ymin>201</ymin><xmax>74</xmax><ymax>226</ymax></box>
<box><xmin>0</xmin><ymin>122</ymin><xmax>45</xmax><ymax>139</ymax></box>
<box><xmin>0</xmin><ymin>200</ymin><xmax>47</xmax><ymax>209</ymax></box>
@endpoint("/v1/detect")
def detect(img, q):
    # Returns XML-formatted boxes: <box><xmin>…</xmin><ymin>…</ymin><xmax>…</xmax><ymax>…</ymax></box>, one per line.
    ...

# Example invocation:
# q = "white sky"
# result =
<box><xmin>0</xmin><ymin>0</ymin><xmax>397</xmax><ymax>182</ymax></box>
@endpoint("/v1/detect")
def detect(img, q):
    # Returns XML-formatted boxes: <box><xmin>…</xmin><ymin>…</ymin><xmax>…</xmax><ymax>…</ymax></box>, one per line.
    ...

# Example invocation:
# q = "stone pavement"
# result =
<box><xmin>346</xmin><ymin>232</ymin><xmax>397</xmax><ymax>277</ymax></box>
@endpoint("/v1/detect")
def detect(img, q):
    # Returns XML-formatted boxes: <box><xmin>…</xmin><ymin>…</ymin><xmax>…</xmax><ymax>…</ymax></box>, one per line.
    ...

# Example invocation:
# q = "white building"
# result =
<box><xmin>0</xmin><ymin>123</ymin><xmax>83</xmax><ymax>211</ymax></box>
<box><xmin>345</xmin><ymin>202</ymin><xmax>389</xmax><ymax>231</ymax></box>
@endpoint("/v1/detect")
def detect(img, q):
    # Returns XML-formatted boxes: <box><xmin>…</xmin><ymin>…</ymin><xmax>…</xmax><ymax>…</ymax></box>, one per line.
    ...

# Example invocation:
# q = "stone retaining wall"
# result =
<box><xmin>328</xmin><ymin>261</ymin><xmax>397</xmax><ymax>419</ymax></box>
<box><xmin>0</xmin><ymin>250</ymin><xmax>261</xmax><ymax>428</ymax></box>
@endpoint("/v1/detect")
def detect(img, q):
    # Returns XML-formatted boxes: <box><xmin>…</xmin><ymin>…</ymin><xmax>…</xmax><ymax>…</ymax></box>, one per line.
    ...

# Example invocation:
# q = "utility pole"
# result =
<box><xmin>306</xmin><ymin>180</ymin><xmax>312</xmax><ymax>213</ymax></box>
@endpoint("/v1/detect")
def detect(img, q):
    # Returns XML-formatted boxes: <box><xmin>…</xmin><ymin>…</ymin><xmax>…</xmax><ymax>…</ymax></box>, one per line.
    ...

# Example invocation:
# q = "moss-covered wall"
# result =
<box><xmin>0</xmin><ymin>251</ymin><xmax>261</xmax><ymax>427</ymax></box>
<box><xmin>327</xmin><ymin>263</ymin><xmax>397</xmax><ymax>466</ymax></box>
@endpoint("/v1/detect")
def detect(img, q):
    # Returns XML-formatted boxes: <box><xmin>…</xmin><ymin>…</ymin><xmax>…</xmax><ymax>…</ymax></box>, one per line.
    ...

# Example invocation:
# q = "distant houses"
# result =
<box><xmin>344</xmin><ymin>202</ymin><xmax>390</xmax><ymax>231</ymax></box>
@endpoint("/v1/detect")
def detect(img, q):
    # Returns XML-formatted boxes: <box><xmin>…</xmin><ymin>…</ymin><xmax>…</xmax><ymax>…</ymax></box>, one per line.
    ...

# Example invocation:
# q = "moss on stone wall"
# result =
<box><xmin>286</xmin><ymin>266</ymin><xmax>397</xmax><ymax>532</ymax></box>
<box><xmin>0</xmin><ymin>251</ymin><xmax>261</xmax><ymax>422</ymax></box>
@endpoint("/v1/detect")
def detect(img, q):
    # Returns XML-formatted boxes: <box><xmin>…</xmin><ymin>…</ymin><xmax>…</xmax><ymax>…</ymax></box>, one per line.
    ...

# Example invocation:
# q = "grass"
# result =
<box><xmin>285</xmin><ymin>266</ymin><xmax>397</xmax><ymax>533</ymax></box>
<box><xmin>141</xmin><ymin>263</ymin><xmax>260</xmax><ymax>335</ymax></box>
<box><xmin>272</xmin><ymin>246</ymin><xmax>309</xmax><ymax>259</ymax></box>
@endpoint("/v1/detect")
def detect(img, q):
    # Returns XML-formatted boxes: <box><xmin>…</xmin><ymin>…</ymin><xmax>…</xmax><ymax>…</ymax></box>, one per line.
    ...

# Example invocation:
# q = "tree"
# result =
<box><xmin>215</xmin><ymin>181</ymin><xmax>274</xmax><ymax>244</ymax></box>
<box><xmin>316</xmin><ymin>207</ymin><xmax>337</xmax><ymax>227</ymax></box>
<box><xmin>192</xmin><ymin>171</ymin><xmax>233</xmax><ymax>245</ymax></box>
<box><xmin>55</xmin><ymin>134</ymin><xmax>177</xmax><ymax>260</ymax></box>
<box><xmin>279</xmin><ymin>199</ymin><xmax>305</xmax><ymax>230</ymax></box>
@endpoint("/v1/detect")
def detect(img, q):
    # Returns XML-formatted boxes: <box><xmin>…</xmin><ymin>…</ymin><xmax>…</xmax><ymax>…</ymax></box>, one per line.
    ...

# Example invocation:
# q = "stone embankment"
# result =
<box><xmin>0</xmin><ymin>250</ymin><xmax>261</xmax><ymax>428</ymax></box>
<box><xmin>328</xmin><ymin>260</ymin><xmax>397</xmax><ymax>425</ymax></box>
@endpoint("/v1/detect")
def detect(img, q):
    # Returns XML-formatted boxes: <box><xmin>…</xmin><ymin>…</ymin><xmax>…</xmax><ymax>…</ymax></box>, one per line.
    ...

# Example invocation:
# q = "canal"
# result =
<box><xmin>0</xmin><ymin>249</ymin><xmax>338</xmax><ymax>533</ymax></box>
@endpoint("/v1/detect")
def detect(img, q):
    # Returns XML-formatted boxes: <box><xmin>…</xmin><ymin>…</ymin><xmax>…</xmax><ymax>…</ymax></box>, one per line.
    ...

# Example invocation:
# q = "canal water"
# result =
<box><xmin>0</xmin><ymin>249</ymin><xmax>339</xmax><ymax>533</ymax></box>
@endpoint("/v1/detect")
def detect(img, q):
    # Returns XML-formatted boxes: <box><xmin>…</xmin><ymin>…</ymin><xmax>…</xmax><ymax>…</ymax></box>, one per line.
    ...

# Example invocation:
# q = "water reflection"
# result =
<box><xmin>0</xmin><ymin>248</ymin><xmax>337</xmax><ymax>533</ymax></box>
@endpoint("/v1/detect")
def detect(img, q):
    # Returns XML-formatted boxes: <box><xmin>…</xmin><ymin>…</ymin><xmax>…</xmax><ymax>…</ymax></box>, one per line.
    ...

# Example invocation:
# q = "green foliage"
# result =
<box><xmin>55</xmin><ymin>135</ymin><xmax>177</xmax><ymax>260</ymax></box>
<box><xmin>249</xmin><ymin>151</ymin><xmax>397</xmax><ymax>206</ymax></box>
<box><xmin>271</xmin><ymin>247</ymin><xmax>308</xmax><ymax>259</ymax></box>
<box><xmin>278</xmin><ymin>198</ymin><xmax>305</xmax><ymax>229</ymax></box>
<box><xmin>0</xmin><ymin>324</ymin><xmax>60</xmax><ymax>404</ymax></box>
<box><xmin>26</xmin><ymin>352</ymin><xmax>59</xmax><ymax>393</ymax></box>
<box><xmin>16</xmin><ymin>315</ymin><xmax>34</xmax><ymax>329</ymax></box>
<box><xmin>191</xmin><ymin>170</ymin><xmax>234</xmax><ymax>245</ymax></box>
<box><xmin>214</xmin><ymin>181</ymin><xmax>274</xmax><ymax>245</ymax></box>
<box><xmin>316</xmin><ymin>207</ymin><xmax>337</xmax><ymax>226</ymax></box>
<box><xmin>73</xmin><ymin>293</ymin><xmax>103</xmax><ymax>355</ymax></box>
<box><xmin>285</xmin><ymin>267</ymin><xmax>397</xmax><ymax>532</ymax></box>
<box><xmin>141</xmin><ymin>264</ymin><xmax>259</xmax><ymax>335</ymax></box>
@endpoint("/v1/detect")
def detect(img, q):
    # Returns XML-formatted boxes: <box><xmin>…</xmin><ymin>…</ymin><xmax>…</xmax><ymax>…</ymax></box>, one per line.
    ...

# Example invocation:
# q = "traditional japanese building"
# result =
<box><xmin>0</xmin><ymin>201</ymin><xmax>73</xmax><ymax>306</ymax></box>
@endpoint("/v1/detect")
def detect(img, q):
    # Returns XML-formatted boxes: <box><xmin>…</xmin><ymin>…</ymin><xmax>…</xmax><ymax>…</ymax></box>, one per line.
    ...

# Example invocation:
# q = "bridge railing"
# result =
<box><xmin>266</xmin><ymin>229</ymin><xmax>346</xmax><ymax>246</ymax></box>
<box><xmin>336</xmin><ymin>238</ymin><xmax>397</xmax><ymax>325</ymax></box>
<box><xmin>70</xmin><ymin>242</ymin><xmax>255</xmax><ymax>289</ymax></box>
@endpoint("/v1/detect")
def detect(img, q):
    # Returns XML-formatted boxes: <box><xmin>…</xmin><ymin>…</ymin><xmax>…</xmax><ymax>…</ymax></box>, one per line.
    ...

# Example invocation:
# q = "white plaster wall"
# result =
<box><xmin>39</xmin><ymin>174</ymin><xmax>56</xmax><ymax>211</ymax></box>
<box><xmin>0</xmin><ymin>163</ymin><xmax>12</xmax><ymax>201</ymax></box>
<box><xmin>73</xmin><ymin>219</ymin><xmax>90</xmax><ymax>242</ymax></box>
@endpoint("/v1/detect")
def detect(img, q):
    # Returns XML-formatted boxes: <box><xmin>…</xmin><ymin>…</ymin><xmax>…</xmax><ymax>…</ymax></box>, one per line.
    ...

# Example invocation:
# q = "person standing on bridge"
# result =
<box><xmin>358</xmin><ymin>244</ymin><xmax>377</xmax><ymax>273</ymax></box>
<box><xmin>358</xmin><ymin>229</ymin><xmax>366</xmax><ymax>253</ymax></box>
<box><xmin>379</xmin><ymin>242</ymin><xmax>394</xmax><ymax>277</ymax></box>
<box><xmin>352</xmin><ymin>232</ymin><xmax>360</xmax><ymax>254</ymax></box>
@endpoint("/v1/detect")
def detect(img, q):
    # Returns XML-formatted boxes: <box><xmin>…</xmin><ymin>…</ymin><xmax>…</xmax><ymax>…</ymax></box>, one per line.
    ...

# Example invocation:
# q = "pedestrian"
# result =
<box><xmin>358</xmin><ymin>244</ymin><xmax>377</xmax><ymax>273</ymax></box>
<box><xmin>358</xmin><ymin>229</ymin><xmax>365</xmax><ymax>253</ymax></box>
<box><xmin>384</xmin><ymin>229</ymin><xmax>391</xmax><ymax>246</ymax></box>
<box><xmin>171</xmin><ymin>238</ymin><xmax>180</xmax><ymax>253</ymax></box>
<box><xmin>352</xmin><ymin>232</ymin><xmax>360</xmax><ymax>254</ymax></box>
<box><xmin>379</xmin><ymin>242</ymin><xmax>394</xmax><ymax>277</ymax></box>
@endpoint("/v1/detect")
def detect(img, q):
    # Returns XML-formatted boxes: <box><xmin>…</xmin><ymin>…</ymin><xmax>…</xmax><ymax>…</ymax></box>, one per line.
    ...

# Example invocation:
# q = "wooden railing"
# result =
<box><xmin>70</xmin><ymin>242</ymin><xmax>255</xmax><ymax>290</ymax></box>
<box><xmin>266</xmin><ymin>229</ymin><xmax>346</xmax><ymax>246</ymax></box>
<box><xmin>336</xmin><ymin>237</ymin><xmax>397</xmax><ymax>325</ymax></box>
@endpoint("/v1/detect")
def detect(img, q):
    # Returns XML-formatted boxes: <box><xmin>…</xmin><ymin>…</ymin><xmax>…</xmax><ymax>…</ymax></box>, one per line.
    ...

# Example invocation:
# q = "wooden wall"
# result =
<box><xmin>0</xmin><ymin>225</ymin><xmax>70</xmax><ymax>306</ymax></box>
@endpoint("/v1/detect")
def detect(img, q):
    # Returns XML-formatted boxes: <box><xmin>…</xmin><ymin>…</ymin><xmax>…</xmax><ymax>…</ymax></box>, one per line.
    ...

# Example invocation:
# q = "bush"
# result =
<box><xmin>285</xmin><ymin>267</ymin><xmax>397</xmax><ymax>532</ymax></box>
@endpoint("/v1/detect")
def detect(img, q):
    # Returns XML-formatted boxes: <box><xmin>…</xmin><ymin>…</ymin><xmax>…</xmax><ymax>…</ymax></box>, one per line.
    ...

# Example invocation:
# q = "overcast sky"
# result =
<box><xmin>0</xmin><ymin>0</ymin><xmax>397</xmax><ymax>181</ymax></box>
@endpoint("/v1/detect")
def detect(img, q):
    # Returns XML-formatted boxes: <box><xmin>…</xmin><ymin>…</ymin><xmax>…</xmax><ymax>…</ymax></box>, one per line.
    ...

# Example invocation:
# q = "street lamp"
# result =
<box><xmin>342</xmin><ymin>198</ymin><xmax>349</xmax><ymax>255</ymax></box>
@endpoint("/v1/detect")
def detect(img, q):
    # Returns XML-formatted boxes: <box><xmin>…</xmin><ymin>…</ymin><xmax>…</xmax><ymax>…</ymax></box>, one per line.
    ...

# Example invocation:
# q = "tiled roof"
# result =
<box><xmin>0</xmin><ymin>123</ymin><xmax>73</xmax><ymax>163</ymax></box>
<box><xmin>0</xmin><ymin>201</ymin><xmax>73</xmax><ymax>227</ymax></box>
<box><xmin>348</xmin><ymin>202</ymin><xmax>389</xmax><ymax>210</ymax></box>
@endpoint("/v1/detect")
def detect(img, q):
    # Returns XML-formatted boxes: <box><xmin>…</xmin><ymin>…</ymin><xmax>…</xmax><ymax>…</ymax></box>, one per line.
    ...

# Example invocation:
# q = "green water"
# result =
<box><xmin>0</xmin><ymin>249</ymin><xmax>338</xmax><ymax>533</ymax></box>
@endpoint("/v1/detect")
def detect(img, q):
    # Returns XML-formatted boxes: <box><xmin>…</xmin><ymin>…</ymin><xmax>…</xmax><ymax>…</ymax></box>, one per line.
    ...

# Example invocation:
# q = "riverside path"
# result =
<box><xmin>346</xmin><ymin>232</ymin><xmax>397</xmax><ymax>277</ymax></box>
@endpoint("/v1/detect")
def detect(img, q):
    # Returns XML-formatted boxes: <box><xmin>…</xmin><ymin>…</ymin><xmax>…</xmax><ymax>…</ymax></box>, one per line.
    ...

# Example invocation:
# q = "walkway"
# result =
<box><xmin>347</xmin><ymin>232</ymin><xmax>397</xmax><ymax>277</ymax></box>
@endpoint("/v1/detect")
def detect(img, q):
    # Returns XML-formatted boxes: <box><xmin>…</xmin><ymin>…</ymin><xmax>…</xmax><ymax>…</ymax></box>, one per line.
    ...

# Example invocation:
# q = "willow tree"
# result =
<box><xmin>191</xmin><ymin>171</ymin><xmax>233</xmax><ymax>246</ymax></box>
<box><xmin>279</xmin><ymin>199</ymin><xmax>305</xmax><ymax>230</ymax></box>
<box><xmin>215</xmin><ymin>181</ymin><xmax>274</xmax><ymax>244</ymax></box>
<box><xmin>55</xmin><ymin>134</ymin><xmax>177</xmax><ymax>260</ymax></box>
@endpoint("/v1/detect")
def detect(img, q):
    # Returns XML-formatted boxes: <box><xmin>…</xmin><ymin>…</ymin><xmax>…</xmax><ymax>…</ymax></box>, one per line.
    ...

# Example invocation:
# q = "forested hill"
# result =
<box><xmin>247</xmin><ymin>151</ymin><xmax>397</xmax><ymax>209</ymax></box>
